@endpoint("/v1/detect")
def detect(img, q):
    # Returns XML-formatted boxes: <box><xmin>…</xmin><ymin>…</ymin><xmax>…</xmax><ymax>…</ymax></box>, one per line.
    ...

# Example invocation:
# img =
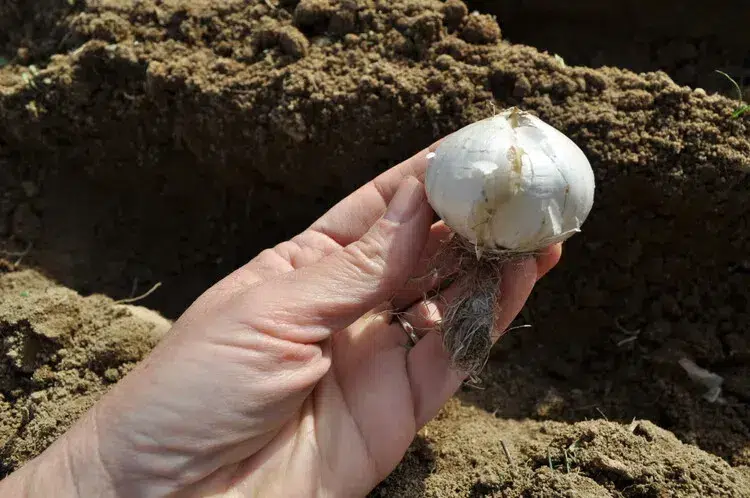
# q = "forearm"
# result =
<box><xmin>0</xmin><ymin>411</ymin><xmax>116</xmax><ymax>498</ymax></box>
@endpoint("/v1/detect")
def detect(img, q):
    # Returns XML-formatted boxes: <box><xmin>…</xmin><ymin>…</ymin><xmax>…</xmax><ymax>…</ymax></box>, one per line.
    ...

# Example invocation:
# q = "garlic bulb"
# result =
<box><xmin>425</xmin><ymin>108</ymin><xmax>595</xmax><ymax>253</ymax></box>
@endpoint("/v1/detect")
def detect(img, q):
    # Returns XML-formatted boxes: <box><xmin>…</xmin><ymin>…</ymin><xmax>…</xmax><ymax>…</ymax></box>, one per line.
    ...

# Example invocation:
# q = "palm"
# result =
<box><xmin>201</xmin><ymin>236</ymin><xmax>419</xmax><ymax>496</ymax></box>
<box><xmin>219</xmin><ymin>247</ymin><xmax>420</xmax><ymax>496</ymax></box>
<box><xmin>212</xmin><ymin>142</ymin><xmax>557</xmax><ymax>496</ymax></box>
<box><xmin>95</xmin><ymin>142</ymin><xmax>558</xmax><ymax>497</ymax></box>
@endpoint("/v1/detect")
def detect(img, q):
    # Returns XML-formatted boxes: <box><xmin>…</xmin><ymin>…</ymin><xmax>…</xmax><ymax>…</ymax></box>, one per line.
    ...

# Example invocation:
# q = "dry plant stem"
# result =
<box><xmin>114</xmin><ymin>282</ymin><xmax>162</xmax><ymax>304</ymax></box>
<box><xmin>431</xmin><ymin>235</ymin><xmax>538</xmax><ymax>378</ymax></box>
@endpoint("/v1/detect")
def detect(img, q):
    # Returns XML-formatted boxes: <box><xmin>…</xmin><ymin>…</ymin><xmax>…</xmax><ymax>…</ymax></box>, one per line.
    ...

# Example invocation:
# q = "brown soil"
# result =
<box><xmin>0</xmin><ymin>262</ymin><xmax>169</xmax><ymax>475</ymax></box>
<box><xmin>1</xmin><ymin>0</ymin><xmax>750</xmax><ymax>495</ymax></box>
<box><xmin>374</xmin><ymin>399</ymin><xmax>750</xmax><ymax>497</ymax></box>
<box><xmin>467</xmin><ymin>1</ymin><xmax>750</xmax><ymax>98</ymax></box>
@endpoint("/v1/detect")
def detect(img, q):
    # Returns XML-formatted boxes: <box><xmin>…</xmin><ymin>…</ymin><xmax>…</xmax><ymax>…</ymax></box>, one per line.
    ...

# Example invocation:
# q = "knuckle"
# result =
<box><xmin>342</xmin><ymin>221</ymin><xmax>395</xmax><ymax>278</ymax></box>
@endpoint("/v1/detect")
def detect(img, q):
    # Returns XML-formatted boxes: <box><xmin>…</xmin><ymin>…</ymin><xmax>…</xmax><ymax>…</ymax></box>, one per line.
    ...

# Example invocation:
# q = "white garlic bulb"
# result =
<box><xmin>425</xmin><ymin>108</ymin><xmax>595</xmax><ymax>254</ymax></box>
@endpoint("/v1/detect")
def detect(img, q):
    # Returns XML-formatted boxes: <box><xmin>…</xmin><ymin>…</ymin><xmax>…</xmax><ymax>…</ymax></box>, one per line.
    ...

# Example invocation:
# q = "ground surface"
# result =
<box><xmin>466</xmin><ymin>0</ymin><xmax>750</xmax><ymax>97</ymax></box>
<box><xmin>1</xmin><ymin>1</ymin><xmax>749</xmax><ymax>496</ymax></box>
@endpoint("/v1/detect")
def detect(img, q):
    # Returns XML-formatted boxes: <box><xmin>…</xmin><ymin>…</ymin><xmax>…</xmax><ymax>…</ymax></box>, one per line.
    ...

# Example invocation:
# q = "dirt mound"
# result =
<box><xmin>375</xmin><ymin>399</ymin><xmax>750</xmax><ymax>497</ymax></box>
<box><xmin>1</xmin><ymin>0</ymin><xmax>749</xmax><ymax>494</ymax></box>
<box><xmin>466</xmin><ymin>0</ymin><xmax>750</xmax><ymax>96</ymax></box>
<box><xmin>0</xmin><ymin>261</ymin><xmax>169</xmax><ymax>476</ymax></box>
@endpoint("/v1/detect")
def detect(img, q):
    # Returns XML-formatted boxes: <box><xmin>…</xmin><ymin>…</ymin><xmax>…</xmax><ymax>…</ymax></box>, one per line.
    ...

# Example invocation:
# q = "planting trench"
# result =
<box><xmin>1</xmin><ymin>1</ymin><xmax>750</xmax><ymax>495</ymax></box>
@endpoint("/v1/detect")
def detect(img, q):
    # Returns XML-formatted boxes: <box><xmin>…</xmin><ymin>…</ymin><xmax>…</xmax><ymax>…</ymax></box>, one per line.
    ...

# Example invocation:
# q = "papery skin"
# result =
<box><xmin>425</xmin><ymin>108</ymin><xmax>595</xmax><ymax>253</ymax></box>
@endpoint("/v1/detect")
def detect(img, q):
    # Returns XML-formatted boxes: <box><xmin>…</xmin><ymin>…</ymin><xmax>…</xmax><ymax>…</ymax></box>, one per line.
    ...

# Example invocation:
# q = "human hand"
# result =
<box><xmin>1</xmin><ymin>143</ymin><xmax>561</xmax><ymax>498</ymax></box>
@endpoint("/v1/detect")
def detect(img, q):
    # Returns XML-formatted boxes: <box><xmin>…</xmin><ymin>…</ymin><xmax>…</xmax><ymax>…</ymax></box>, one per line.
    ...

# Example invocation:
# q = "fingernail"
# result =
<box><xmin>384</xmin><ymin>176</ymin><xmax>425</xmax><ymax>223</ymax></box>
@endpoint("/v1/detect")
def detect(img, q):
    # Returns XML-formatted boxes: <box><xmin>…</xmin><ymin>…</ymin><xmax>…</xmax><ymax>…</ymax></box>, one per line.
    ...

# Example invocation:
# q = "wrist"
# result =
<box><xmin>0</xmin><ymin>409</ymin><xmax>116</xmax><ymax>498</ymax></box>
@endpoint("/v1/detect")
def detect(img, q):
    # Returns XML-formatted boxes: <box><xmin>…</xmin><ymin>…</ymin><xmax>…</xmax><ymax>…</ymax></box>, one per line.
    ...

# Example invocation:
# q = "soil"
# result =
<box><xmin>1</xmin><ymin>0</ymin><xmax>750</xmax><ymax>496</ymax></box>
<box><xmin>0</xmin><ymin>262</ymin><xmax>169</xmax><ymax>475</ymax></box>
<box><xmin>466</xmin><ymin>1</ymin><xmax>750</xmax><ymax>98</ymax></box>
<box><xmin>374</xmin><ymin>399</ymin><xmax>750</xmax><ymax>497</ymax></box>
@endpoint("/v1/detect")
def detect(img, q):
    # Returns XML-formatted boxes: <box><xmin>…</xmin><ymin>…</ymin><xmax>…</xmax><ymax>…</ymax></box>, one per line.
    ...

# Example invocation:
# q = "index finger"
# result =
<box><xmin>310</xmin><ymin>138</ymin><xmax>445</xmax><ymax>246</ymax></box>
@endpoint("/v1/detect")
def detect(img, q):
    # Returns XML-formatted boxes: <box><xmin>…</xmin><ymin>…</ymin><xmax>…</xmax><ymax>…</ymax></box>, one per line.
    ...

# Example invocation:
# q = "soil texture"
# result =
<box><xmin>467</xmin><ymin>1</ymin><xmax>750</xmax><ymax>97</ymax></box>
<box><xmin>0</xmin><ymin>262</ymin><xmax>169</xmax><ymax>475</ymax></box>
<box><xmin>1</xmin><ymin>0</ymin><xmax>749</xmax><ymax>495</ymax></box>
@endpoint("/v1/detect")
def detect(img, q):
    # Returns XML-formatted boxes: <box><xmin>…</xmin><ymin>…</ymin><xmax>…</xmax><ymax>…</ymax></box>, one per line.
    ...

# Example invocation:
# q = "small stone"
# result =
<box><xmin>293</xmin><ymin>0</ymin><xmax>331</xmax><ymax>29</ymax></box>
<box><xmin>104</xmin><ymin>368</ymin><xmax>121</xmax><ymax>382</ymax></box>
<box><xmin>343</xmin><ymin>33</ymin><xmax>359</xmax><ymax>46</ymax></box>
<box><xmin>409</xmin><ymin>13</ymin><xmax>443</xmax><ymax>45</ymax></box>
<box><xmin>590</xmin><ymin>454</ymin><xmax>636</xmax><ymax>481</ymax></box>
<box><xmin>277</xmin><ymin>26</ymin><xmax>309</xmax><ymax>58</ymax></box>
<box><xmin>441</xmin><ymin>0</ymin><xmax>468</xmax><ymax>28</ymax></box>
<box><xmin>435</xmin><ymin>53</ymin><xmax>454</xmax><ymax>70</ymax></box>
<box><xmin>329</xmin><ymin>10</ymin><xmax>356</xmax><ymax>35</ymax></box>
<box><xmin>460</xmin><ymin>13</ymin><xmax>501</xmax><ymax>45</ymax></box>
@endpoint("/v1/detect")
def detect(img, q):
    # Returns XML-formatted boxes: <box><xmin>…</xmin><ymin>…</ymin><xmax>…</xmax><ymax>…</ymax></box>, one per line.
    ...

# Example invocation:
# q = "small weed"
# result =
<box><xmin>546</xmin><ymin>438</ymin><xmax>581</xmax><ymax>473</ymax></box>
<box><xmin>716</xmin><ymin>70</ymin><xmax>749</xmax><ymax>118</ymax></box>
<box><xmin>0</xmin><ymin>56</ymin><xmax>8</xmax><ymax>67</ymax></box>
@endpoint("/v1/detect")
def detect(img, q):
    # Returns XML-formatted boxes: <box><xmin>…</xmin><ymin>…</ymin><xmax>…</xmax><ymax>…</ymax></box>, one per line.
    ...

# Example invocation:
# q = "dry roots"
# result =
<box><xmin>440</xmin><ymin>262</ymin><xmax>501</xmax><ymax>376</ymax></box>
<box><xmin>429</xmin><ymin>235</ymin><xmax>538</xmax><ymax>377</ymax></box>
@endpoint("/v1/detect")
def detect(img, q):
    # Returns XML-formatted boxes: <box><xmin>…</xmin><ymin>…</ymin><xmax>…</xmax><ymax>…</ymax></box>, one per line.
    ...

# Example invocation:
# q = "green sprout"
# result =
<box><xmin>716</xmin><ymin>70</ymin><xmax>749</xmax><ymax>118</ymax></box>
<box><xmin>546</xmin><ymin>438</ymin><xmax>580</xmax><ymax>473</ymax></box>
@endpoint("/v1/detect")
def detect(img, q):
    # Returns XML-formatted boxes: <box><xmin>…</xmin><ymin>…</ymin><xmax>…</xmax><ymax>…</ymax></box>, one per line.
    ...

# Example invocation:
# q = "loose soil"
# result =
<box><xmin>1</xmin><ymin>1</ymin><xmax>750</xmax><ymax>496</ymax></box>
<box><xmin>0</xmin><ymin>262</ymin><xmax>170</xmax><ymax>475</ymax></box>
<box><xmin>466</xmin><ymin>1</ymin><xmax>750</xmax><ymax>97</ymax></box>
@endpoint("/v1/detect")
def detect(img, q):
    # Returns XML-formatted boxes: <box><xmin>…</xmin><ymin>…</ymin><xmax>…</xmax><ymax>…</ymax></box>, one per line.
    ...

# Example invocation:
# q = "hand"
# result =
<box><xmin>1</xmin><ymin>142</ymin><xmax>561</xmax><ymax>498</ymax></box>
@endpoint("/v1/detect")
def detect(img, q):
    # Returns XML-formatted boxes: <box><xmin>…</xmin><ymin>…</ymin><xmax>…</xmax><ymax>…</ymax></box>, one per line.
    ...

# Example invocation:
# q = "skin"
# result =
<box><xmin>0</xmin><ymin>140</ymin><xmax>561</xmax><ymax>498</ymax></box>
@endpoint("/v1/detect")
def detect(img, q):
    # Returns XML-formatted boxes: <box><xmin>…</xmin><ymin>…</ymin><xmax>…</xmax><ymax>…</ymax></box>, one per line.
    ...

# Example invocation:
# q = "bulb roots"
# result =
<box><xmin>427</xmin><ymin>235</ymin><xmax>538</xmax><ymax>377</ymax></box>
<box><xmin>440</xmin><ymin>265</ymin><xmax>499</xmax><ymax>376</ymax></box>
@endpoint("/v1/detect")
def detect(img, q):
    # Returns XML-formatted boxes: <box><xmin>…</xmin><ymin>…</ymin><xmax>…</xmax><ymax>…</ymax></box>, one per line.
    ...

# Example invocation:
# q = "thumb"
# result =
<box><xmin>242</xmin><ymin>176</ymin><xmax>433</xmax><ymax>343</ymax></box>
